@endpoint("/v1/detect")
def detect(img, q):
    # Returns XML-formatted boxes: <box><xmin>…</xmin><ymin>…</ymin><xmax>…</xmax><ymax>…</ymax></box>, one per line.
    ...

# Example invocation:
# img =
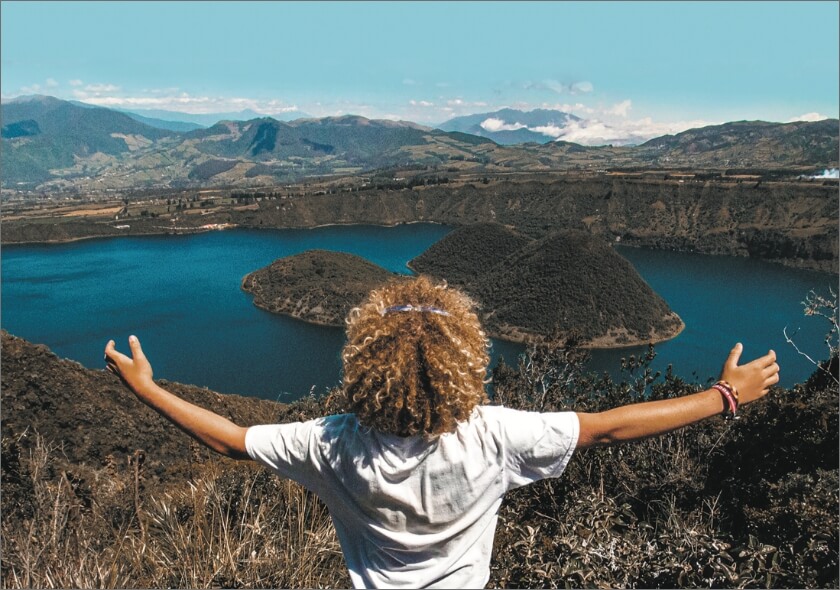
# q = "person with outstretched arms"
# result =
<box><xmin>105</xmin><ymin>276</ymin><xmax>779</xmax><ymax>589</ymax></box>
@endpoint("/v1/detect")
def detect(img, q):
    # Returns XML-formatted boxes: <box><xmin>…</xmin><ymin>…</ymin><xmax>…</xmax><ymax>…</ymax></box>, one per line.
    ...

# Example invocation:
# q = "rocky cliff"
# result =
<box><xmin>226</xmin><ymin>178</ymin><xmax>838</xmax><ymax>273</ymax></box>
<box><xmin>3</xmin><ymin>177</ymin><xmax>836</xmax><ymax>272</ymax></box>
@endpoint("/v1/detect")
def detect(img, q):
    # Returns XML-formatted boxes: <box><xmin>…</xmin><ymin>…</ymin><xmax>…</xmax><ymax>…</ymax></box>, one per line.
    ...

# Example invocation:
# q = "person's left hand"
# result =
<box><xmin>719</xmin><ymin>343</ymin><xmax>780</xmax><ymax>405</ymax></box>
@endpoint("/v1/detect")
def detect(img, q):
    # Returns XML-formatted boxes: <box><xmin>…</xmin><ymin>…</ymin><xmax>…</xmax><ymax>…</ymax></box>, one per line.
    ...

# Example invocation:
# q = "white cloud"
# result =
<box><xmin>542</xmin><ymin>102</ymin><xmax>596</xmax><ymax>115</ymax></box>
<box><xmin>409</xmin><ymin>99</ymin><xmax>434</xmax><ymax>107</ymax></box>
<box><xmin>570</xmin><ymin>81</ymin><xmax>594</xmax><ymax>94</ymax></box>
<box><xmin>73</xmin><ymin>93</ymin><xmax>208</xmax><ymax>109</ymax></box>
<box><xmin>446</xmin><ymin>98</ymin><xmax>486</xmax><ymax>108</ymax></box>
<box><xmin>68</xmin><ymin>90</ymin><xmax>298</xmax><ymax>115</ymax></box>
<box><xmin>553</xmin><ymin>116</ymin><xmax>715</xmax><ymax>146</ymax></box>
<box><xmin>480</xmin><ymin>118</ymin><xmax>527</xmax><ymax>132</ymax></box>
<box><xmin>19</xmin><ymin>78</ymin><xmax>61</xmax><ymax>94</ymax></box>
<box><xmin>271</xmin><ymin>105</ymin><xmax>300</xmax><ymax>113</ymax></box>
<box><xmin>84</xmin><ymin>83</ymin><xmax>120</xmax><ymax>93</ymax></box>
<box><xmin>141</xmin><ymin>86</ymin><xmax>180</xmax><ymax>95</ymax></box>
<box><xmin>463</xmin><ymin>99</ymin><xmax>712</xmax><ymax>145</ymax></box>
<box><xmin>543</xmin><ymin>80</ymin><xmax>568</xmax><ymax>94</ymax></box>
<box><xmin>525</xmin><ymin>79</ymin><xmax>594</xmax><ymax>95</ymax></box>
<box><xmin>426</xmin><ymin>98</ymin><xmax>495</xmax><ymax>123</ymax></box>
<box><xmin>69</xmin><ymin>79</ymin><xmax>83</xmax><ymax>86</ymax></box>
<box><xmin>606</xmin><ymin>99</ymin><xmax>632</xmax><ymax>117</ymax></box>
<box><xmin>532</xmin><ymin>124</ymin><xmax>565</xmax><ymax>138</ymax></box>
<box><xmin>475</xmin><ymin>109</ymin><xmax>698</xmax><ymax>145</ymax></box>
<box><xmin>787</xmin><ymin>112</ymin><xmax>829</xmax><ymax>122</ymax></box>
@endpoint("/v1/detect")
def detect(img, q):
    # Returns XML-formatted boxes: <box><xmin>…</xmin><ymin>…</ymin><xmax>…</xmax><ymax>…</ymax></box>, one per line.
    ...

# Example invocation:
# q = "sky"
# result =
<box><xmin>2</xmin><ymin>1</ymin><xmax>838</xmax><ymax>145</ymax></box>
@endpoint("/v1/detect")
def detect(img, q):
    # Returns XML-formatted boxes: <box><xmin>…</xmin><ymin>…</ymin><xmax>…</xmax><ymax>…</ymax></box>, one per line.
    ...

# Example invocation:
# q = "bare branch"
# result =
<box><xmin>784</xmin><ymin>326</ymin><xmax>839</xmax><ymax>386</ymax></box>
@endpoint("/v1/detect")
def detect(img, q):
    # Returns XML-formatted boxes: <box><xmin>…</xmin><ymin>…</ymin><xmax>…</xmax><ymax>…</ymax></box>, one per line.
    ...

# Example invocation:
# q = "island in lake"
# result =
<box><xmin>241</xmin><ymin>250</ymin><xmax>406</xmax><ymax>327</ymax></box>
<box><xmin>242</xmin><ymin>223</ymin><xmax>684</xmax><ymax>348</ymax></box>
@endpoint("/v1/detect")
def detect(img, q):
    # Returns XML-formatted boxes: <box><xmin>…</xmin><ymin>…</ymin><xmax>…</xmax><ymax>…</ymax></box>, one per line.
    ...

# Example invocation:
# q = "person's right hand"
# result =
<box><xmin>104</xmin><ymin>335</ymin><xmax>154</xmax><ymax>393</ymax></box>
<box><xmin>719</xmin><ymin>343</ymin><xmax>780</xmax><ymax>405</ymax></box>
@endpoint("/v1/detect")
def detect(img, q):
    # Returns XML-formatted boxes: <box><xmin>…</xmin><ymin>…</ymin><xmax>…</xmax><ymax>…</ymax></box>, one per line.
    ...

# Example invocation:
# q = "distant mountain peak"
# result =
<box><xmin>287</xmin><ymin>115</ymin><xmax>430</xmax><ymax>131</ymax></box>
<box><xmin>4</xmin><ymin>94</ymin><xmax>64</xmax><ymax>105</ymax></box>
<box><xmin>438</xmin><ymin>108</ymin><xmax>581</xmax><ymax>145</ymax></box>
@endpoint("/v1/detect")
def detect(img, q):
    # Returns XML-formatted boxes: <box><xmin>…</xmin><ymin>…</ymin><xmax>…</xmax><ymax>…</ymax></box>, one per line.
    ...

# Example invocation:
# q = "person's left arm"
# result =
<box><xmin>576</xmin><ymin>343</ymin><xmax>779</xmax><ymax>448</ymax></box>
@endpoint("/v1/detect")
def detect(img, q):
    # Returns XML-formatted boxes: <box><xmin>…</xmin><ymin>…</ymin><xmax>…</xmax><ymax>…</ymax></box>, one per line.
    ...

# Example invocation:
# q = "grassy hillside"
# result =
<box><xmin>1</xmin><ymin>96</ymin><xmax>175</xmax><ymax>184</ymax></box>
<box><xmin>1</xmin><ymin>330</ymin><xmax>836</xmax><ymax>588</ymax></box>
<box><xmin>483</xmin><ymin>231</ymin><xmax>683</xmax><ymax>344</ymax></box>
<box><xmin>637</xmin><ymin>119</ymin><xmax>839</xmax><ymax>167</ymax></box>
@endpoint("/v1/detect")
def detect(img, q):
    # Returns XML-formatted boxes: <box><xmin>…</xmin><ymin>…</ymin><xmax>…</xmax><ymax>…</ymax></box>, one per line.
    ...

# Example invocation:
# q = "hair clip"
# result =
<box><xmin>382</xmin><ymin>304</ymin><xmax>450</xmax><ymax>317</ymax></box>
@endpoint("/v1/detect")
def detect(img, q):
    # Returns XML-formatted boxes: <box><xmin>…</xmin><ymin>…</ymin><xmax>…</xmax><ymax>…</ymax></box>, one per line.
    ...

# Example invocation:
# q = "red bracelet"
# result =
<box><xmin>713</xmin><ymin>381</ymin><xmax>739</xmax><ymax>419</ymax></box>
<box><xmin>718</xmin><ymin>379</ymin><xmax>739</xmax><ymax>401</ymax></box>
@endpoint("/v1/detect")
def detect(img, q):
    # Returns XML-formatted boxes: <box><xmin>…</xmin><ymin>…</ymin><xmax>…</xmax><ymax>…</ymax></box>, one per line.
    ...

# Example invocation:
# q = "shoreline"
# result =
<box><xmin>0</xmin><ymin>219</ymin><xmax>448</xmax><ymax>247</ymax></box>
<box><xmin>4</xmin><ymin>221</ymin><xmax>834</xmax><ymax>276</ymax></box>
<box><xmin>241</xmin><ymin>275</ymin><xmax>349</xmax><ymax>330</ymax></box>
<box><xmin>0</xmin><ymin>226</ymin><xmax>222</xmax><ymax>247</ymax></box>
<box><xmin>244</xmin><ymin>292</ymin><xmax>688</xmax><ymax>351</ymax></box>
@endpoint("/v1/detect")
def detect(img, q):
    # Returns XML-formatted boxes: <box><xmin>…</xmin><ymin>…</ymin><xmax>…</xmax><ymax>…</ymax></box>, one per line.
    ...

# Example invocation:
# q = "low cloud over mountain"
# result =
<box><xmin>438</xmin><ymin>108</ymin><xmax>581</xmax><ymax>145</ymax></box>
<box><xmin>439</xmin><ymin>106</ymin><xmax>720</xmax><ymax>147</ymax></box>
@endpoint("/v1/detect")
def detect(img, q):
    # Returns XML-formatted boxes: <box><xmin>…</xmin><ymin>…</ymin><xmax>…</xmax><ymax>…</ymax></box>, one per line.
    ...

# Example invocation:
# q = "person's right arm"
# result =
<box><xmin>576</xmin><ymin>343</ymin><xmax>779</xmax><ymax>448</ymax></box>
<box><xmin>105</xmin><ymin>336</ymin><xmax>250</xmax><ymax>460</ymax></box>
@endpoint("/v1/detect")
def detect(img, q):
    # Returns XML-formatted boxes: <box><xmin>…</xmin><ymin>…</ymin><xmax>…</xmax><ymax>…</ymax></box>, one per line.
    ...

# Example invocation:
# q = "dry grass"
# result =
<box><xmin>2</xmin><ymin>314</ymin><xmax>836</xmax><ymax>588</ymax></box>
<box><xmin>1</xmin><ymin>434</ymin><xmax>348</xmax><ymax>589</ymax></box>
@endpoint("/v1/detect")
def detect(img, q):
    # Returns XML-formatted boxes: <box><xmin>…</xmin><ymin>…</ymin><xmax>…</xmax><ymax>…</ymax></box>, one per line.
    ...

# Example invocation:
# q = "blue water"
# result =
<box><xmin>1</xmin><ymin>225</ymin><xmax>451</xmax><ymax>399</ymax></box>
<box><xmin>588</xmin><ymin>246</ymin><xmax>837</xmax><ymax>387</ymax></box>
<box><xmin>2</xmin><ymin>227</ymin><xmax>835</xmax><ymax>400</ymax></box>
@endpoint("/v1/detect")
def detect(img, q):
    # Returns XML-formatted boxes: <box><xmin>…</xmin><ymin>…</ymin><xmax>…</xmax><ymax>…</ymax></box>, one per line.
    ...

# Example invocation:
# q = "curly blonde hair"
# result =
<box><xmin>339</xmin><ymin>276</ymin><xmax>490</xmax><ymax>437</ymax></box>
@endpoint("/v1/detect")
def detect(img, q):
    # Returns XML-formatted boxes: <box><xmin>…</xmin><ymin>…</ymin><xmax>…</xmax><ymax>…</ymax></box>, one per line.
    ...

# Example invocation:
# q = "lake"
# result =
<box><xmin>2</xmin><ymin>225</ymin><xmax>835</xmax><ymax>400</ymax></box>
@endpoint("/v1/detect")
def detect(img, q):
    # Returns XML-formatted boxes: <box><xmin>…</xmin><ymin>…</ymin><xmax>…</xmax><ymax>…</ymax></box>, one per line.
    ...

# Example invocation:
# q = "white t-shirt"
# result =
<box><xmin>246</xmin><ymin>405</ymin><xmax>579</xmax><ymax>589</ymax></box>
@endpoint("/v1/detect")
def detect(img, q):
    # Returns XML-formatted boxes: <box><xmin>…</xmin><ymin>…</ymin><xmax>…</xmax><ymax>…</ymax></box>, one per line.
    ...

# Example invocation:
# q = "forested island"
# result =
<box><xmin>241</xmin><ymin>250</ymin><xmax>404</xmax><ymax>326</ymax></box>
<box><xmin>241</xmin><ymin>223</ymin><xmax>684</xmax><ymax>348</ymax></box>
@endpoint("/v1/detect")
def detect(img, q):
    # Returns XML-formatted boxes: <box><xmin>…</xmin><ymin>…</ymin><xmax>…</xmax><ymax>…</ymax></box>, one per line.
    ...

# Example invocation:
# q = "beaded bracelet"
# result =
<box><xmin>712</xmin><ymin>380</ymin><xmax>739</xmax><ymax>420</ymax></box>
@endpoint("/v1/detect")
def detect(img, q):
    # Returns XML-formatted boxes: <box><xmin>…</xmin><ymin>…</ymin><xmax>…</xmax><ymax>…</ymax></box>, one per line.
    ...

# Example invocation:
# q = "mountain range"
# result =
<box><xmin>115</xmin><ymin>106</ymin><xmax>314</xmax><ymax>129</ymax></box>
<box><xmin>1</xmin><ymin>95</ymin><xmax>837</xmax><ymax>190</ymax></box>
